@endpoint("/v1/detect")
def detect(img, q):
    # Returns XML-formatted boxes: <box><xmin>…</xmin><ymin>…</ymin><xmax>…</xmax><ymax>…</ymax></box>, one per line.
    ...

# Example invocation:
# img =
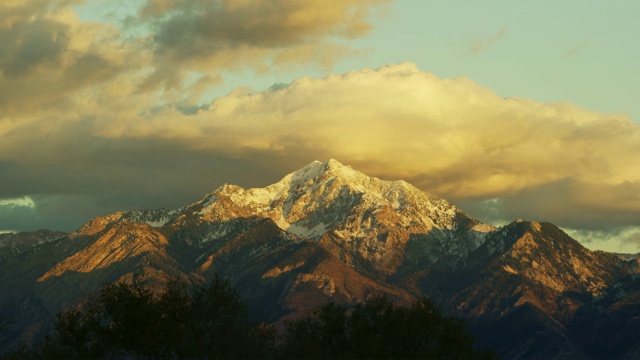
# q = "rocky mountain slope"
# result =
<box><xmin>1</xmin><ymin>160</ymin><xmax>639</xmax><ymax>359</ymax></box>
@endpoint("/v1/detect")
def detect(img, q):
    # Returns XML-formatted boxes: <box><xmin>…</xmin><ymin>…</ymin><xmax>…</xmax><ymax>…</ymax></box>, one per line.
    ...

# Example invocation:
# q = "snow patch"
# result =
<box><xmin>144</xmin><ymin>218</ymin><xmax>170</xmax><ymax>228</ymax></box>
<box><xmin>472</xmin><ymin>223</ymin><xmax>497</xmax><ymax>233</ymax></box>
<box><xmin>286</xmin><ymin>222</ymin><xmax>329</xmax><ymax>240</ymax></box>
<box><xmin>201</xmin><ymin>226</ymin><xmax>231</xmax><ymax>243</ymax></box>
<box><xmin>199</xmin><ymin>195</ymin><xmax>218</xmax><ymax>214</ymax></box>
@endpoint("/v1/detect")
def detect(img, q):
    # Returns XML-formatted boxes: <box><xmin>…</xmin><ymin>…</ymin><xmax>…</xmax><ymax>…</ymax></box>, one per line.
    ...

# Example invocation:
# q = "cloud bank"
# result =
<box><xmin>5</xmin><ymin>61</ymin><xmax>639</xmax><ymax>235</ymax></box>
<box><xmin>97</xmin><ymin>63</ymin><xmax>640</xmax><ymax>229</ymax></box>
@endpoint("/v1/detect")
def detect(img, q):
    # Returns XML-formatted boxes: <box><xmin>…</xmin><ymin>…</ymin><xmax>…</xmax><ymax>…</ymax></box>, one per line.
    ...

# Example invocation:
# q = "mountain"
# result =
<box><xmin>1</xmin><ymin>159</ymin><xmax>639</xmax><ymax>359</ymax></box>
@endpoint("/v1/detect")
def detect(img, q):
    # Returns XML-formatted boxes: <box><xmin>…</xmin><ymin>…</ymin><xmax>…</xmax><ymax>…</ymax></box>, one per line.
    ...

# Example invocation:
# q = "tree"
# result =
<box><xmin>51</xmin><ymin>280</ymin><xmax>165</xmax><ymax>358</ymax></box>
<box><xmin>281</xmin><ymin>295</ymin><xmax>497</xmax><ymax>359</ymax></box>
<box><xmin>168</xmin><ymin>275</ymin><xmax>253</xmax><ymax>358</ymax></box>
<box><xmin>281</xmin><ymin>302</ymin><xmax>349</xmax><ymax>358</ymax></box>
<box><xmin>31</xmin><ymin>281</ymin><xmax>497</xmax><ymax>359</ymax></box>
<box><xmin>43</xmin><ymin>276</ymin><xmax>275</xmax><ymax>359</ymax></box>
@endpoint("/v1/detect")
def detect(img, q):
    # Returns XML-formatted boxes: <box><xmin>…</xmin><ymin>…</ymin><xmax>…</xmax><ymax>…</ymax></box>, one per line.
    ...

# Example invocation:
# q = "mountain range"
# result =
<box><xmin>1</xmin><ymin>159</ymin><xmax>640</xmax><ymax>358</ymax></box>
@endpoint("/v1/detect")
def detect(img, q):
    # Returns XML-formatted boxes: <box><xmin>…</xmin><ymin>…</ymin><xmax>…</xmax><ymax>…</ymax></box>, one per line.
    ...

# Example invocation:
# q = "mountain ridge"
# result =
<box><xmin>2</xmin><ymin>159</ymin><xmax>640</xmax><ymax>359</ymax></box>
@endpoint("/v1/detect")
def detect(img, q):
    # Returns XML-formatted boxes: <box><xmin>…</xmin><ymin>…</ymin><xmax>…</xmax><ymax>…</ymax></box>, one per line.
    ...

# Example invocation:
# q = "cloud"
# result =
<box><xmin>0</xmin><ymin>196</ymin><xmax>35</xmax><ymax>208</ymax></box>
<box><xmin>2</xmin><ymin>59</ymin><xmax>639</xmax><ymax>234</ymax></box>
<box><xmin>0</xmin><ymin>193</ymin><xmax>99</xmax><ymax>232</ymax></box>
<box><xmin>0</xmin><ymin>0</ymin><xmax>392</xmax><ymax>128</ymax></box>
<box><xmin>0</xmin><ymin>1</ymin><xmax>147</xmax><ymax>122</ymax></box>
<box><xmin>143</xmin><ymin>0</ymin><xmax>389</xmax><ymax>54</ymax></box>
<box><xmin>0</xmin><ymin>17</ymin><xmax>68</xmax><ymax>78</ymax></box>
<box><xmin>563</xmin><ymin>226</ymin><xmax>640</xmax><ymax>254</ymax></box>
<box><xmin>461</xmin><ymin>28</ymin><xmax>507</xmax><ymax>54</ymax></box>
<box><xmin>86</xmin><ymin>63</ymin><xmax>640</xmax><ymax>230</ymax></box>
<box><xmin>135</xmin><ymin>0</ymin><xmax>391</xmax><ymax>90</ymax></box>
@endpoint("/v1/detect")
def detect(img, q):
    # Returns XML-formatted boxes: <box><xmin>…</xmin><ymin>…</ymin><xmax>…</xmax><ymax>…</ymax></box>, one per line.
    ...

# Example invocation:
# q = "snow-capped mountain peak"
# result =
<box><xmin>274</xmin><ymin>159</ymin><xmax>365</xmax><ymax>190</ymax></box>
<box><xmin>122</xmin><ymin>160</ymin><xmax>494</xmax><ymax>272</ymax></box>
<box><xmin>141</xmin><ymin>160</ymin><xmax>490</xmax><ymax>271</ymax></box>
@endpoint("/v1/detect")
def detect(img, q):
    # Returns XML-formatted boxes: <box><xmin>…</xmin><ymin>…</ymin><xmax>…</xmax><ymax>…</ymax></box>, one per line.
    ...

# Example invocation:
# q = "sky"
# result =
<box><xmin>1</xmin><ymin>0</ymin><xmax>639</xmax><ymax>253</ymax></box>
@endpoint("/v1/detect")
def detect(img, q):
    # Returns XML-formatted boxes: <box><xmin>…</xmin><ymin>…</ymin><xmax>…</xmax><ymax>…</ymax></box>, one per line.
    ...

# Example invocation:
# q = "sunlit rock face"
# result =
<box><xmin>451</xmin><ymin>220</ymin><xmax>618</xmax><ymax>317</ymax></box>
<box><xmin>2</xmin><ymin>160</ymin><xmax>640</xmax><ymax>359</ymax></box>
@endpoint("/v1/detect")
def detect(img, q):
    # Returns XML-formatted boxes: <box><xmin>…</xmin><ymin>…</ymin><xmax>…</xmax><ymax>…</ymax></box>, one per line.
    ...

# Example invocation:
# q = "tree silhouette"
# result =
<box><xmin>15</xmin><ymin>281</ymin><xmax>496</xmax><ymax>359</ymax></box>
<box><xmin>281</xmin><ymin>295</ymin><xmax>497</xmax><ymax>359</ymax></box>
<box><xmin>44</xmin><ymin>276</ymin><xmax>274</xmax><ymax>359</ymax></box>
<box><xmin>282</xmin><ymin>302</ymin><xmax>349</xmax><ymax>358</ymax></box>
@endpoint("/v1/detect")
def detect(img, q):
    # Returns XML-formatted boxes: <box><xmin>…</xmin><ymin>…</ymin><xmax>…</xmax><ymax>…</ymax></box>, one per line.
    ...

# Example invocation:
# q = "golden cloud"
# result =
<box><xmin>0</xmin><ymin>0</ymin><xmax>392</xmax><ymax>126</ymax></box>
<box><xmin>96</xmin><ymin>63</ymin><xmax>640</xmax><ymax>218</ymax></box>
<box><xmin>0</xmin><ymin>2</ymin><xmax>148</xmax><ymax>123</ymax></box>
